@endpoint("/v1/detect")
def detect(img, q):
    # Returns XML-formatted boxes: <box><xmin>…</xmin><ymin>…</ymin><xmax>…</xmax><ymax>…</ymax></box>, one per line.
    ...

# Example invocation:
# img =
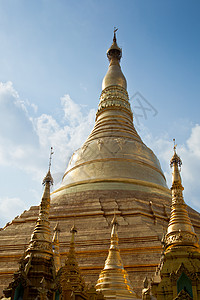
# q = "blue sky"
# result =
<box><xmin>0</xmin><ymin>0</ymin><xmax>200</xmax><ymax>227</ymax></box>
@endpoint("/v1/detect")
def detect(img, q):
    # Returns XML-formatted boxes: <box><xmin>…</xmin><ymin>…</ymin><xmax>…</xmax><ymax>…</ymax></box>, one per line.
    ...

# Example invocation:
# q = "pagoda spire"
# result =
<box><xmin>165</xmin><ymin>141</ymin><xmax>198</xmax><ymax>249</ymax></box>
<box><xmin>26</xmin><ymin>147</ymin><xmax>54</xmax><ymax>259</ymax></box>
<box><xmin>96</xmin><ymin>214</ymin><xmax>138</xmax><ymax>299</ymax></box>
<box><xmin>102</xmin><ymin>28</ymin><xmax>127</xmax><ymax>92</ymax></box>
<box><xmin>52</xmin><ymin>222</ymin><xmax>61</xmax><ymax>272</ymax></box>
<box><xmin>150</xmin><ymin>143</ymin><xmax>200</xmax><ymax>299</ymax></box>
<box><xmin>55</xmin><ymin>224</ymin><xmax>105</xmax><ymax>299</ymax></box>
<box><xmin>3</xmin><ymin>148</ymin><xmax>56</xmax><ymax>300</ymax></box>
<box><xmin>66</xmin><ymin>224</ymin><xmax>78</xmax><ymax>267</ymax></box>
<box><xmin>106</xmin><ymin>27</ymin><xmax>122</xmax><ymax>63</ymax></box>
<box><xmin>63</xmin><ymin>224</ymin><xmax>85</xmax><ymax>291</ymax></box>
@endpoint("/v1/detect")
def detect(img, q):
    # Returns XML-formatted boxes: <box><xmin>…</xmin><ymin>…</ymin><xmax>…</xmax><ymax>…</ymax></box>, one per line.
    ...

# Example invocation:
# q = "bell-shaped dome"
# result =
<box><xmin>52</xmin><ymin>32</ymin><xmax>169</xmax><ymax>201</ymax></box>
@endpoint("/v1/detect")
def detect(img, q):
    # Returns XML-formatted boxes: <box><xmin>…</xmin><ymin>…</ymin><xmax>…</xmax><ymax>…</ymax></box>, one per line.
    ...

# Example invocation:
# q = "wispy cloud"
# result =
<box><xmin>0</xmin><ymin>196</ymin><xmax>26</xmax><ymax>226</ymax></box>
<box><xmin>0</xmin><ymin>81</ymin><xmax>95</xmax><ymax>226</ymax></box>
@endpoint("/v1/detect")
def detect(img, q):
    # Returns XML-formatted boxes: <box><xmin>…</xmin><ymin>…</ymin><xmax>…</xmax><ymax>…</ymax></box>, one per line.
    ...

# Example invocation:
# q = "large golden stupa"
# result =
<box><xmin>53</xmin><ymin>31</ymin><xmax>168</xmax><ymax>199</ymax></box>
<box><xmin>0</xmin><ymin>32</ymin><xmax>200</xmax><ymax>297</ymax></box>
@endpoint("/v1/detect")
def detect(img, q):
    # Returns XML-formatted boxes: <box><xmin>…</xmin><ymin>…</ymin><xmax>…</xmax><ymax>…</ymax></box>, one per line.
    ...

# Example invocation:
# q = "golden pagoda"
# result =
<box><xmin>3</xmin><ymin>151</ymin><xmax>56</xmax><ymax>299</ymax></box>
<box><xmin>0</xmin><ymin>31</ymin><xmax>200</xmax><ymax>298</ymax></box>
<box><xmin>96</xmin><ymin>214</ymin><xmax>138</xmax><ymax>299</ymax></box>
<box><xmin>54</xmin><ymin>28</ymin><xmax>168</xmax><ymax>196</ymax></box>
<box><xmin>150</xmin><ymin>145</ymin><xmax>200</xmax><ymax>299</ymax></box>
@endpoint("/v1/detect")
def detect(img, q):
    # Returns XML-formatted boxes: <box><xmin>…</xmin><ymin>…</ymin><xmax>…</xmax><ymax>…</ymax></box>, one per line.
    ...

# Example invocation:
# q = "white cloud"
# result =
<box><xmin>0</xmin><ymin>81</ymin><xmax>95</xmax><ymax>178</ymax></box>
<box><xmin>0</xmin><ymin>196</ymin><xmax>26</xmax><ymax>226</ymax></box>
<box><xmin>34</xmin><ymin>94</ymin><xmax>96</xmax><ymax>179</ymax></box>
<box><xmin>0</xmin><ymin>82</ymin><xmax>95</xmax><ymax>226</ymax></box>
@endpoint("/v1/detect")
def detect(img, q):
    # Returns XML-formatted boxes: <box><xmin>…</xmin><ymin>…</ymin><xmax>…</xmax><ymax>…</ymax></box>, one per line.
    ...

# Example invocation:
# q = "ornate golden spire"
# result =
<box><xmin>165</xmin><ymin>141</ymin><xmax>198</xmax><ymax>249</ymax></box>
<box><xmin>102</xmin><ymin>28</ymin><xmax>127</xmax><ymax>91</ymax></box>
<box><xmin>67</xmin><ymin>224</ymin><xmax>77</xmax><ymax>264</ymax></box>
<box><xmin>63</xmin><ymin>224</ymin><xmax>85</xmax><ymax>291</ymax></box>
<box><xmin>52</xmin><ymin>222</ymin><xmax>61</xmax><ymax>272</ymax></box>
<box><xmin>26</xmin><ymin>148</ymin><xmax>54</xmax><ymax>259</ymax></box>
<box><xmin>96</xmin><ymin>214</ymin><xmax>137</xmax><ymax>299</ymax></box>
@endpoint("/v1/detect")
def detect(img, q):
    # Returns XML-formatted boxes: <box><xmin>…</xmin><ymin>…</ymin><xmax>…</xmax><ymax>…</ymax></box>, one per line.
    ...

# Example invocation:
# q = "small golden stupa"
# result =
<box><xmin>96</xmin><ymin>214</ymin><xmax>138</xmax><ymax>299</ymax></box>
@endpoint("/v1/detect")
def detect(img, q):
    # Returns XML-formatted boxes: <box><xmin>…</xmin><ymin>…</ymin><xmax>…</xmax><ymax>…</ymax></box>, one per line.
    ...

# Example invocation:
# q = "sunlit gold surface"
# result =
<box><xmin>96</xmin><ymin>216</ymin><xmax>138</xmax><ymax>299</ymax></box>
<box><xmin>102</xmin><ymin>60</ymin><xmax>127</xmax><ymax>90</ymax></box>
<box><xmin>52</xmin><ymin>35</ymin><xmax>169</xmax><ymax>201</ymax></box>
<box><xmin>102</xmin><ymin>30</ymin><xmax>127</xmax><ymax>90</ymax></box>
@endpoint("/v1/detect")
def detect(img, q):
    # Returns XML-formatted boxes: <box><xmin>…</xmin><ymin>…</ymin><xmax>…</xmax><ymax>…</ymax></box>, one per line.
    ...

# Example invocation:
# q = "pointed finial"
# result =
<box><xmin>70</xmin><ymin>214</ymin><xmax>77</xmax><ymax>234</ymax></box>
<box><xmin>170</xmin><ymin>139</ymin><xmax>182</xmax><ymax>169</ymax></box>
<box><xmin>43</xmin><ymin>147</ymin><xmax>54</xmax><ymax>185</ymax></box>
<box><xmin>107</xmin><ymin>28</ymin><xmax>122</xmax><ymax>62</ymax></box>
<box><xmin>173</xmin><ymin>138</ymin><xmax>177</xmax><ymax>153</ymax></box>
<box><xmin>143</xmin><ymin>277</ymin><xmax>149</xmax><ymax>289</ymax></box>
<box><xmin>49</xmin><ymin>146</ymin><xmax>54</xmax><ymax>171</ymax></box>
<box><xmin>113</xmin><ymin>27</ymin><xmax>118</xmax><ymax>42</ymax></box>
<box><xmin>111</xmin><ymin>209</ymin><xmax>118</xmax><ymax>226</ymax></box>
<box><xmin>70</xmin><ymin>218</ymin><xmax>77</xmax><ymax>245</ymax></box>
<box><xmin>70</xmin><ymin>223</ymin><xmax>77</xmax><ymax>235</ymax></box>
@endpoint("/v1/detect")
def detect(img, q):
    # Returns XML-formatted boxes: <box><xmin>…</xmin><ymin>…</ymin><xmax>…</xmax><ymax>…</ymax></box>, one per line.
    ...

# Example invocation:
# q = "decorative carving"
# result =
<box><xmin>172</xmin><ymin>188</ymin><xmax>184</xmax><ymax>205</ymax></box>
<box><xmin>28</xmin><ymin>240</ymin><xmax>52</xmax><ymax>252</ymax></box>
<box><xmin>97</xmin><ymin>86</ymin><xmax>132</xmax><ymax>115</ymax></box>
<box><xmin>174</xmin><ymin>289</ymin><xmax>192</xmax><ymax>300</ymax></box>
<box><xmin>115</xmin><ymin>138</ymin><xmax>126</xmax><ymax>150</ymax></box>
<box><xmin>97</xmin><ymin>139</ymin><xmax>104</xmax><ymax>150</ymax></box>
<box><xmin>165</xmin><ymin>230</ymin><xmax>198</xmax><ymax>245</ymax></box>
<box><xmin>170</xmin><ymin>262</ymin><xmax>199</xmax><ymax>282</ymax></box>
<box><xmin>82</xmin><ymin>143</ymin><xmax>88</xmax><ymax>153</ymax></box>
